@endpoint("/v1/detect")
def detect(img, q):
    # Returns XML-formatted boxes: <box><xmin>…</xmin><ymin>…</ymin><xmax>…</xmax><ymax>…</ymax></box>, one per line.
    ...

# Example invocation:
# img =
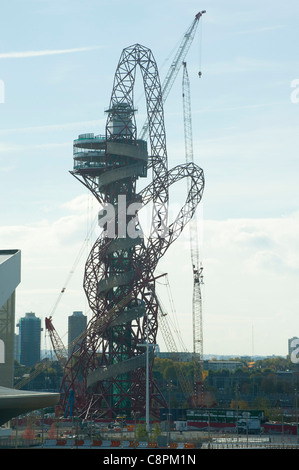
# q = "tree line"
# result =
<box><xmin>14</xmin><ymin>355</ymin><xmax>299</xmax><ymax>418</ymax></box>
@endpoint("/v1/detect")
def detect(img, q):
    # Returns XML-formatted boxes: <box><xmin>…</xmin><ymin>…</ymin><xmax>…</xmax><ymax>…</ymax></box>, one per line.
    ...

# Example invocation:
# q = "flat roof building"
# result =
<box><xmin>0</xmin><ymin>249</ymin><xmax>59</xmax><ymax>425</ymax></box>
<box><xmin>68</xmin><ymin>311</ymin><xmax>87</xmax><ymax>356</ymax></box>
<box><xmin>18</xmin><ymin>312</ymin><xmax>42</xmax><ymax>366</ymax></box>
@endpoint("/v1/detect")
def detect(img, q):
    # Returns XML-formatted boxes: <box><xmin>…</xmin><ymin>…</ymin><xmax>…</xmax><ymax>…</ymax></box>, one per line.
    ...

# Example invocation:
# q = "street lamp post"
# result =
<box><xmin>167</xmin><ymin>380</ymin><xmax>173</xmax><ymax>446</ymax></box>
<box><xmin>138</xmin><ymin>342</ymin><xmax>157</xmax><ymax>433</ymax></box>
<box><xmin>138</xmin><ymin>298</ymin><xmax>158</xmax><ymax>435</ymax></box>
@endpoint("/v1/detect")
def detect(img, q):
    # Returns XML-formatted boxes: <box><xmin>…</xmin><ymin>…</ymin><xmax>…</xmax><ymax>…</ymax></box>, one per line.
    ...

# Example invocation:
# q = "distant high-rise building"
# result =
<box><xmin>68</xmin><ymin>311</ymin><xmax>87</xmax><ymax>356</ymax></box>
<box><xmin>18</xmin><ymin>312</ymin><xmax>42</xmax><ymax>366</ymax></box>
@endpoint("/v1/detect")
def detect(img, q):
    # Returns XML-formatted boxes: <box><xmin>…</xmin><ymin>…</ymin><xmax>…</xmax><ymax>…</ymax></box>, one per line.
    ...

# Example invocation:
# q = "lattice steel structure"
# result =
<box><xmin>183</xmin><ymin>61</ymin><xmax>205</xmax><ymax>405</ymax></box>
<box><xmin>59</xmin><ymin>44</ymin><xmax>204</xmax><ymax>420</ymax></box>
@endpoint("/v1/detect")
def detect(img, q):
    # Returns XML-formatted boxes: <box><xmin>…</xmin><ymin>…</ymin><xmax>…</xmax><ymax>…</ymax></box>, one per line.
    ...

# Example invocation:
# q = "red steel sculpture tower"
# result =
<box><xmin>59</xmin><ymin>44</ymin><xmax>204</xmax><ymax>420</ymax></box>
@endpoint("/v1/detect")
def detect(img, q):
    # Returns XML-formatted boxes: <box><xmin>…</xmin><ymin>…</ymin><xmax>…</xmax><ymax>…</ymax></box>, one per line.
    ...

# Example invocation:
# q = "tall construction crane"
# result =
<box><xmin>45</xmin><ymin>317</ymin><xmax>68</xmax><ymax>368</ymax></box>
<box><xmin>182</xmin><ymin>61</ymin><xmax>204</xmax><ymax>405</ymax></box>
<box><xmin>15</xmin><ymin>319</ymin><xmax>69</xmax><ymax>390</ymax></box>
<box><xmin>139</xmin><ymin>10</ymin><xmax>206</xmax><ymax>140</ymax></box>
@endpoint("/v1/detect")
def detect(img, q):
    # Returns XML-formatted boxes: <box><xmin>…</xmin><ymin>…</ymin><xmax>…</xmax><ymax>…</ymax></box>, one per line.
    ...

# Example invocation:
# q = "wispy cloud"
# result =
<box><xmin>205</xmin><ymin>57</ymin><xmax>281</xmax><ymax>75</ymax></box>
<box><xmin>0</xmin><ymin>119</ymin><xmax>104</xmax><ymax>135</ymax></box>
<box><xmin>0</xmin><ymin>46</ymin><xmax>102</xmax><ymax>59</ymax></box>
<box><xmin>233</xmin><ymin>25</ymin><xmax>286</xmax><ymax>35</ymax></box>
<box><xmin>0</xmin><ymin>141</ymin><xmax>69</xmax><ymax>153</ymax></box>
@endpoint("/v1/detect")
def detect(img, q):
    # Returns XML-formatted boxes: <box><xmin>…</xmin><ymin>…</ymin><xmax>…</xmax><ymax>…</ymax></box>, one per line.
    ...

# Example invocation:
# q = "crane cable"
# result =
<box><xmin>198</xmin><ymin>16</ymin><xmax>203</xmax><ymax>77</ymax></box>
<box><xmin>156</xmin><ymin>274</ymin><xmax>189</xmax><ymax>353</ymax></box>
<box><xmin>47</xmin><ymin>197</ymin><xmax>97</xmax><ymax>320</ymax></box>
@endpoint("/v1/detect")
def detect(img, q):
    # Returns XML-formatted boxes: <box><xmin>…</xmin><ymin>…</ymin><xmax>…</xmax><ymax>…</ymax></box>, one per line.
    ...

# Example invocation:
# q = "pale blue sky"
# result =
<box><xmin>0</xmin><ymin>0</ymin><xmax>298</xmax><ymax>356</ymax></box>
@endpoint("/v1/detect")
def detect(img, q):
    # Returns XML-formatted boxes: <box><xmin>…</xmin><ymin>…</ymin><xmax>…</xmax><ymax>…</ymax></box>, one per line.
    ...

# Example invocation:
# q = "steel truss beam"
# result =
<box><xmin>60</xmin><ymin>44</ymin><xmax>204</xmax><ymax>420</ymax></box>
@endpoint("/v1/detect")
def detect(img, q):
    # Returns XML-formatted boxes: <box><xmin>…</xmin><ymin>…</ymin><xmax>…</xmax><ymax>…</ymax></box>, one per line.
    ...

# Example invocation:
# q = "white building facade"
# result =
<box><xmin>0</xmin><ymin>250</ymin><xmax>21</xmax><ymax>387</ymax></box>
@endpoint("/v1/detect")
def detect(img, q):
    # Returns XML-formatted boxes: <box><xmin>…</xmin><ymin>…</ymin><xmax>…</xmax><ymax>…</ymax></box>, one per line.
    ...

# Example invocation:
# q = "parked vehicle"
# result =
<box><xmin>237</xmin><ymin>418</ymin><xmax>260</xmax><ymax>435</ymax></box>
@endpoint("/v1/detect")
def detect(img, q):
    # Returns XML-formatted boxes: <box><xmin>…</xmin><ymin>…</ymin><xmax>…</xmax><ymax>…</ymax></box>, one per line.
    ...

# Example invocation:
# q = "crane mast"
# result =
<box><xmin>139</xmin><ymin>10</ymin><xmax>206</xmax><ymax>140</ymax></box>
<box><xmin>182</xmin><ymin>61</ymin><xmax>204</xmax><ymax>403</ymax></box>
<box><xmin>45</xmin><ymin>317</ymin><xmax>68</xmax><ymax>368</ymax></box>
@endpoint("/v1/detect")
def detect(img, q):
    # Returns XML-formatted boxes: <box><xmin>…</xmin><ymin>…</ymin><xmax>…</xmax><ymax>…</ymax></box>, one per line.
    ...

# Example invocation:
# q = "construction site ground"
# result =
<box><xmin>2</xmin><ymin>423</ymin><xmax>299</xmax><ymax>449</ymax></box>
